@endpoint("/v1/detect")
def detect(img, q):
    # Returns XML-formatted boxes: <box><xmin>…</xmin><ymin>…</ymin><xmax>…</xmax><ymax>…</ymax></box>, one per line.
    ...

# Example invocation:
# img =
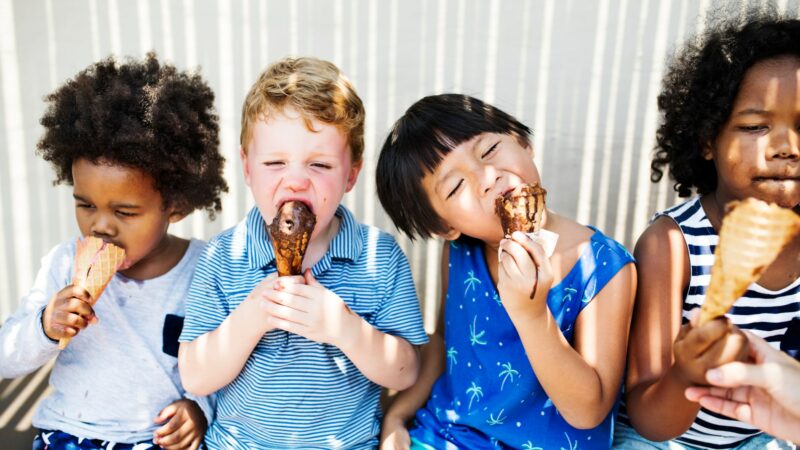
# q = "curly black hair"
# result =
<box><xmin>652</xmin><ymin>9</ymin><xmax>800</xmax><ymax>197</ymax></box>
<box><xmin>37</xmin><ymin>52</ymin><xmax>227</xmax><ymax>218</ymax></box>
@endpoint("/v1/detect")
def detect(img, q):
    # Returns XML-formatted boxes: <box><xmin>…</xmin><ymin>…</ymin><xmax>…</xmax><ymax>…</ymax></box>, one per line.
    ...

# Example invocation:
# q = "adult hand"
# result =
<box><xmin>685</xmin><ymin>331</ymin><xmax>800</xmax><ymax>443</ymax></box>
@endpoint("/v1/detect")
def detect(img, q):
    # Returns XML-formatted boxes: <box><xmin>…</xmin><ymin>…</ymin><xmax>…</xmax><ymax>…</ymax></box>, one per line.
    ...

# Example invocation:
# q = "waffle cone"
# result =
<box><xmin>59</xmin><ymin>237</ymin><xmax>126</xmax><ymax>349</ymax></box>
<box><xmin>269</xmin><ymin>201</ymin><xmax>316</xmax><ymax>277</ymax></box>
<box><xmin>698</xmin><ymin>198</ymin><xmax>800</xmax><ymax>325</ymax></box>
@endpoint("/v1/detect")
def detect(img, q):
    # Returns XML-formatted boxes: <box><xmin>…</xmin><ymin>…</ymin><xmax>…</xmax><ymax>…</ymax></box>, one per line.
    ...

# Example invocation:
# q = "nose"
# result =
<box><xmin>769</xmin><ymin>128</ymin><xmax>800</xmax><ymax>160</ymax></box>
<box><xmin>283</xmin><ymin>167</ymin><xmax>311</xmax><ymax>192</ymax></box>
<box><xmin>480</xmin><ymin>165</ymin><xmax>500</xmax><ymax>196</ymax></box>
<box><xmin>90</xmin><ymin>214</ymin><xmax>116</xmax><ymax>238</ymax></box>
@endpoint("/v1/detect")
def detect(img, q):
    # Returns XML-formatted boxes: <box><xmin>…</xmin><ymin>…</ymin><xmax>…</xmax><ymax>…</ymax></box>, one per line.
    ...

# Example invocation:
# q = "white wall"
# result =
<box><xmin>2</xmin><ymin>0</ymin><xmax>798</xmax><ymax>330</ymax></box>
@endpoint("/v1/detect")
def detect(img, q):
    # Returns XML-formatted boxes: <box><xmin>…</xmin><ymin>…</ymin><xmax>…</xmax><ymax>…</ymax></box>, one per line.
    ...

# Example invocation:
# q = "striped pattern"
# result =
<box><xmin>179</xmin><ymin>205</ymin><xmax>428</xmax><ymax>449</ymax></box>
<box><xmin>663</xmin><ymin>197</ymin><xmax>800</xmax><ymax>449</ymax></box>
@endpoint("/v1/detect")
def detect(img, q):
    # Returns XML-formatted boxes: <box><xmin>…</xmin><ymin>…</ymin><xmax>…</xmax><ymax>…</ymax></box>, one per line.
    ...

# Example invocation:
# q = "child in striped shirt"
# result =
<box><xmin>178</xmin><ymin>57</ymin><xmax>427</xmax><ymax>449</ymax></box>
<box><xmin>615</xmin><ymin>12</ymin><xmax>800</xmax><ymax>450</ymax></box>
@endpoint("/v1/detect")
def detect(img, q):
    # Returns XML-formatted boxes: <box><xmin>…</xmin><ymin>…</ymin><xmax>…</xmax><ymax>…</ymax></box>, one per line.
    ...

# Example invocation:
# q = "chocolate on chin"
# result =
<box><xmin>269</xmin><ymin>201</ymin><xmax>317</xmax><ymax>276</ymax></box>
<box><xmin>495</xmin><ymin>183</ymin><xmax>547</xmax><ymax>236</ymax></box>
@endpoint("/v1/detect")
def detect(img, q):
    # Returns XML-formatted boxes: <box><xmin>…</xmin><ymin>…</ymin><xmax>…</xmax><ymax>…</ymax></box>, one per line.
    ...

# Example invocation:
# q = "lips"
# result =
<box><xmin>276</xmin><ymin>198</ymin><xmax>314</xmax><ymax>214</ymax></box>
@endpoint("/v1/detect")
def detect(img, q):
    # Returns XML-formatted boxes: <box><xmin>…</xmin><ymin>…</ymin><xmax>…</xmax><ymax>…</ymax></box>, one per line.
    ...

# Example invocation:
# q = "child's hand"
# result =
<box><xmin>42</xmin><ymin>285</ymin><xmax>97</xmax><ymax>341</ymax></box>
<box><xmin>152</xmin><ymin>398</ymin><xmax>207</xmax><ymax>450</ymax></box>
<box><xmin>673</xmin><ymin>314</ymin><xmax>748</xmax><ymax>386</ymax></box>
<box><xmin>260</xmin><ymin>269</ymin><xmax>359</xmax><ymax>346</ymax></box>
<box><xmin>248</xmin><ymin>272</ymin><xmax>303</xmax><ymax>334</ymax></box>
<box><xmin>380</xmin><ymin>415</ymin><xmax>411</xmax><ymax>450</ymax></box>
<box><xmin>497</xmin><ymin>231</ymin><xmax>554</xmax><ymax>316</ymax></box>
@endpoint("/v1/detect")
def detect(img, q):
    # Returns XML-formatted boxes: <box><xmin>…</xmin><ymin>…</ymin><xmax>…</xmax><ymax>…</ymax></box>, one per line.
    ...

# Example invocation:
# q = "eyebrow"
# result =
<box><xmin>735</xmin><ymin>108</ymin><xmax>771</xmax><ymax>116</ymax></box>
<box><xmin>73</xmin><ymin>194</ymin><xmax>141</xmax><ymax>209</ymax></box>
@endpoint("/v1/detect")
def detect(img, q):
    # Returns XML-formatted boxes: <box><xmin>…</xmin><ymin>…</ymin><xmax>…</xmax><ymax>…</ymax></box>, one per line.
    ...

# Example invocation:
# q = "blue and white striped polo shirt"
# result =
<box><xmin>180</xmin><ymin>205</ymin><xmax>428</xmax><ymax>449</ymax></box>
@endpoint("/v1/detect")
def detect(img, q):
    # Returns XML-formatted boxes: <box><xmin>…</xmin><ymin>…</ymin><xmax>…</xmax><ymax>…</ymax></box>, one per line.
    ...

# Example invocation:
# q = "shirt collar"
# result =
<box><xmin>245</xmin><ymin>204</ymin><xmax>363</xmax><ymax>271</ymax></box>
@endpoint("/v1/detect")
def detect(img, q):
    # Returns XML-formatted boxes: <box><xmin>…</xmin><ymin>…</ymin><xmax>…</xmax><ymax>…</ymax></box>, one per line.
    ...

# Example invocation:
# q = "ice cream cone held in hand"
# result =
<box><xmin>268</xmin><ymin>201</ymin><xmax>316</xmax><ymax>276</ymax></box>
<box><xmin>495</xmin><ymin>182</ymin><xmax>558</xmax><ymax>257</ymax></box>
<box><xmin>59</xmin><ymin>236</ymin><xmax>126</xmax><ymax>349</ymax></box>
<box><xmin>699</xmin><ymin>198</ymin><xmax>800</xmax><ymax>325</ymax></box>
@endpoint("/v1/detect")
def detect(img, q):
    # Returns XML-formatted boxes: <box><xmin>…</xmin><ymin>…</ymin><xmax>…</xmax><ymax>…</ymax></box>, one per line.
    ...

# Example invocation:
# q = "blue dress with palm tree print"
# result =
<box><xmin>409</xmin><ymin>228</ymin><xmax>634</xmax><ymax>450</ymax></box>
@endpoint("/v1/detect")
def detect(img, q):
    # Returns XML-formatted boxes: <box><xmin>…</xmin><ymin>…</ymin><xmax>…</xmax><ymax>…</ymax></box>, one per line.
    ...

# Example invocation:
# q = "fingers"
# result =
<box><xmin>706</xmin><ymin>361</ymin><xmax>772</xmax><ymax>389</ymax></box>
<box><xmin>680</xmin><ymin>317</ymin><xmax>734</xmax><ymax>358</ymax></box>
<box><xmin>155</xmin><ymin>403</ymin><xmax>178</xmax><ymax>424</ymax></box>
<box><xmin>304</xmin><ymin>268</ymin><xmax>321</xmax><ymax>286</ymax></box>
<box><xmin>697</xmin><ymin>327</ymin><xmax>748</xmax><ymax>376</ymax></box>
<box><xmin>696</xmin><ymin>390</ymin><xmax>753</xmax><ymax>423</ymax></box>
<box><xmin>157</xmin><ymin>421</ymin><xmax>194</xmax><ymax>448</ymax></box>
<box><xmin>154</xmin><ymin>415</ymin><xmax>183</xmax><ymax>440</ymax></box>
<box><xmin>499</xmin><ymin>234</ymin><xmax>537</xmax><ymax>276</ymax></box>
<box><xmin>260</xmin><ymin>295</ymin><xmax>308</xmax><ymax>324</ymax></box>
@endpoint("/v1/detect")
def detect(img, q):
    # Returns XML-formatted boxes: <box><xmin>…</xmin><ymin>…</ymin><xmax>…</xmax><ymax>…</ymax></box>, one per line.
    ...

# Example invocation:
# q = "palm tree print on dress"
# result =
<box><xmin>523</xmin><ymin>442</ymin><xmax>543</xmax><ymax>450</ymax></box>
<box><xmin>466</xmin><ymin>381</ymin><xmax>484</xmax><ymax>411</ymax></box>
<box><xmin>499</xmin><ymin>362</ymin><xmax>519</xmax><ymax>391</ymax></box>
<box><xmin>561</xmin><ymin>432</ymin><xmax>579</xmax><ymax>450</ymax></box>
<box><xmin>486</xmin><ymin>408</ymin><xmax>506</xmax><ymax>426</ymax></box>
<box><xmin>469</xmin><ymin>315</ymin><xmax>487</xmax><ymax>346</ymax></box>
<box><xmin>561</xmin><ymin>287</ymin><xmax>577</xmax><ymax>303</ymax></box>
<box><xmin>493</xmin><ymin>292</ymin><xmax>502</xmax><ymax>307</ymax></box>
<box><xmin>447</xmin><ymin>347</ymin><xmax>458</xmax><ymax>373</ymax></box>
<box><xmin>463</xmin><ymin>270</ymin><xmax>481</xmax><ymax>296</ymax></box>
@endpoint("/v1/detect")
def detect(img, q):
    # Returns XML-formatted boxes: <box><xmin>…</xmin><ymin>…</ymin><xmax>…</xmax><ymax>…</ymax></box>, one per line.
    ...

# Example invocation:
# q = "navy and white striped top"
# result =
<box><xmin>179</xmin><ymin>205</ymin><xmax>428</xmax><ymax>449</ymax></box>
<box><xmin>661</xmin><ymin>196</ymin><xmax>800</xmax><ymax>449</ymax></box>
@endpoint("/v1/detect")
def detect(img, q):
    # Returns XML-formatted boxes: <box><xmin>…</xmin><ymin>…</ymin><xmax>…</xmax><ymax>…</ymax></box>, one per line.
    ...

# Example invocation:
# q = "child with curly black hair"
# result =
<box><xmin>0</xmin><ymin>53</ymin><xmax>227</xmax><ymax>450</ymax></box>
<box><xmin>615</xmin><ymin>11</ymin><xmax>800</xmax><ymax>450</ymax></box>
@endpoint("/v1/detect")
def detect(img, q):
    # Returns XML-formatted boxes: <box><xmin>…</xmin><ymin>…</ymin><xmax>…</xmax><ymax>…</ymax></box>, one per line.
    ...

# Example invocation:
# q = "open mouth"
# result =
<box><xmin>277</xmin><ymin>198</ymin><xmax>314</xmax><ymax>214</ymax></box>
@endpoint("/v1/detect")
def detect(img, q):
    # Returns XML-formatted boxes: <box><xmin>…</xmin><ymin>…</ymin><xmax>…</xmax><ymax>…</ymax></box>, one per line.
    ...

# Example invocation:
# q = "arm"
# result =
<box><xmin>499</xmin><ymin>231</ymin><xmax>636</xmax><ymax>429</ymax></box>
<box><xmin>625</xmin><ymin>218</ymin><xmax>747</xmax><ymax>440</ymax></box>
<box><xmin>179</xmin><ymin>273</ymin><xmax>281</xmax><ymax>396</ymax></box>
<box><xmin>380</xmin><ymin>243</ymin><xmax>449</xmax><ymax>450</ymax></box>
<box><xmin>0</xmin><ymin>245</ymin><xmax>73</xmax><ymax>378</ymax></box>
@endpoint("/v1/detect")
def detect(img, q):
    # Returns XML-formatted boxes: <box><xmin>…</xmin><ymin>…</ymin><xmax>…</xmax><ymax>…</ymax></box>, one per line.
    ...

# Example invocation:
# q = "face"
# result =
<box><xmin>72</xmin><ymin>158</ymin><xmax>182</xmax><ymax>274</ymax></box>
<box><xmin>708</xmin><ymin>56</ymin><xmax>800</xmax><ymax>209</ymax></box>
<box><xmin>241</xmin><ymin>107</ymin><xmax>361</xmax><ymax>241</ymax></box>
<box><xmin>421</xmin><ymin>132</ymin><xmax>541</xmax><ymax>242</ymax></box>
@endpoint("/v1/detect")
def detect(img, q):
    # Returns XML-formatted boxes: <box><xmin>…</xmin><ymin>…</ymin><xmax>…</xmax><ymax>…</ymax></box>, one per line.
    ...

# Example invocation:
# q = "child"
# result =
<box><xmin>177</xmin><ymin>56</ymin><xmax>428</xmax><ymax>449</ymax></box>
<box><xmin>615</xmin><ymin>14</ymin><xmax>800</xmax><ymax>450</ymax></box>
<box><xmin>376</xmin><ymin>94</ymin><xmax>636</xmax><ymax>450</ymax></box>
<box><xmin>0</xmin><ymin>53</ymin><xmax>228</xmax><ymax>450</ymax></box>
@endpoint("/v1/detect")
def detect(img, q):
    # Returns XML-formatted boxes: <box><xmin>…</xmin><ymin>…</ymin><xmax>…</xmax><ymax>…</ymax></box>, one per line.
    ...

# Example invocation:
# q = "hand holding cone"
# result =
<box><xmin>698</xmin><ymin>198</ymin><xmax>800</xmax><ymax>325</ymax></box>
<box><xmin>268</xmin><ymin>201</ymin><xmax>316</xmax><ymax>276</ymax></box>
<box><xmin>60</xmin><ymin>236</ymin><xmax>126</xmax><ymax>349</ymax></box>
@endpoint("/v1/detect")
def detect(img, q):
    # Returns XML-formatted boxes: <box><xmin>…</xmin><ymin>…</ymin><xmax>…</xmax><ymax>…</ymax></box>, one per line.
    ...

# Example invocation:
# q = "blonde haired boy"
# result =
<box><xmin>178</xmin><ymin>57</ymin><xmax>427</xmax><ymax>449</ymax></box>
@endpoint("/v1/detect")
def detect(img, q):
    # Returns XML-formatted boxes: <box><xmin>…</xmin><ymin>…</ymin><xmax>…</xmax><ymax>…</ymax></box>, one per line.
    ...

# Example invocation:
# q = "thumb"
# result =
<box><xmin>706</xmin><ymin>361</ymin><xmax>770</xmax><ymax>390</ymax></box>
<box><xmin>154</xmin><ymin>403</ymin><xmax>177</xmax><ymax>423</ymax></box>
<box><xmin>304</xmin><ymin>268</ymin><xmax>320</xmax><ymax>287</ymax></box>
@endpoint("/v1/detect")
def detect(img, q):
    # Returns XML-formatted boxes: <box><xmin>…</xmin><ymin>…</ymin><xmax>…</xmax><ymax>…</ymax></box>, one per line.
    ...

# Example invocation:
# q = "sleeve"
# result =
<box><xmin>0</xmin><ymin>242</ymin><xmax>74</xmax><ymax>378</ymax></box>
<box><xmin>578</xmin><ymin>235</ymin><xmax>635</xmax><ymax>313</ymax></box>
<box><xmin>371</xmin><ymin>237</ymin><xmax>429</xmax><ymax>346</ymax></box>
<box><xmin>178</xmin><ymin>241</ymin><xmax>231</xmax><ymax>343</ymax></box>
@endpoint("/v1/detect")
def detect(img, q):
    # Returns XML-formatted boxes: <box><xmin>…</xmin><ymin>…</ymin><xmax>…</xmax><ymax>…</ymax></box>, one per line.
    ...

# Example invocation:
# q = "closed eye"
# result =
<box><xmin>76</xmin><ymin>202</ymin><xmax>94</xmax><ymax>209</ymax></box>
<box><xmin>737</xmin><ymin>125</ymin><xmax>767</xmax><ymax>132</ymax></box>
<box><xmin>116</xmin><ymin>210</ymin><xmax>137</xmax><ymax>217</ymax></box>
<box><xmin>447</xmin><ymin>179</ymin><xmax>463</xmax><ymax>199</ymax></box>
<box><xmin>311</xmin><ymin>162</ymin><xmax>332</xmax><ymax>169</ymax></box>
<box><xmin>481</xmin><ymin>142</ymin><xmax>499</xmax><ymax>158</ymax></box>
<box><xmin>262</xmin><ymin>161</ymin><xmax>284</xmax><ymax>167</ymax></box>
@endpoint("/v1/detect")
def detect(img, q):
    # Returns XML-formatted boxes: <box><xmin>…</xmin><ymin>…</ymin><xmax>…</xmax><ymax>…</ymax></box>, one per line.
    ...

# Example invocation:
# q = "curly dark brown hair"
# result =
<box><xmin>652</xmin><ymin>9</ymin><xmax>800</xmax><ymax>197</ymax></box>
<box><xmin>37</xmin><ymin>52</ymin><xmax>227</xmax><ymax>218</ymax></box>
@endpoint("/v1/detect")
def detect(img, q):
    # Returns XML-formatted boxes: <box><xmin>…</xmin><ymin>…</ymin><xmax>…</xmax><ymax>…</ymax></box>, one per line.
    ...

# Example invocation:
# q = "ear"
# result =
<box><xmin>168</xmin><ymin>210</ymin><xmax>189</xmax><ymax>224</ymax></box>
<box><xmin>702</xmin><ymin>141</ymin><xmax>714</xmax><ymax>161</ymax></box>
<box><xmin>345</xmin><ymin>160</ymin><xmax>363</xmax><ymax>192</ymax></box>
<box><xmin>437</xmin><ymin>227</ymin><xmax>461</xmax><ymax>241</ymax></box>
<box><xmin>240</xmin><ymin>146</ymin><xmax>252</xmax><ymax>187</ymax></box>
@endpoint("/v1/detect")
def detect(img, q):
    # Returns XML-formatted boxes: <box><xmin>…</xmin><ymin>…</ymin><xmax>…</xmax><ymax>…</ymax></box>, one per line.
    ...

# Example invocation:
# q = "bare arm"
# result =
<box><xmin>625</xmin><ymin>217</ymin><xmax>703</xmax><ymax>440</ymax></box>
<box><xmin>178</xmin><ymin>273</ymin><xmax>279</xmax><ymax>396</ymax></box>
<box><xmin>501</xmin><ymin>232</ymin><xmax>637</xmax><ymax>429</ymax></box>
<box><xmin>380</xmin><ymin>243</ymin><xmax>449</xmax><ymax>449</ymax></box>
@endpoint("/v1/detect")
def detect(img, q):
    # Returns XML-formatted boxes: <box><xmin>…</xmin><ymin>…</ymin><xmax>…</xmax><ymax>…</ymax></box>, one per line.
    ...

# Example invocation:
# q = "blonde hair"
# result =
<box><xmin>240</xmin><ymin>57</ymin><xmax>365</xmax><ymax>162</ymax></box>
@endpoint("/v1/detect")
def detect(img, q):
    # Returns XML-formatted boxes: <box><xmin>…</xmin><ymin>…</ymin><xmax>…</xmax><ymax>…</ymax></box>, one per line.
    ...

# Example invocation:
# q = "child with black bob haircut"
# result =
<box><xmin>377</xmin><ymin>94</ymin><xmax>636</xmax><ymax>449</ymax></box>
<box><xmin>0</xmin><ymin>52</ymin><xmax>227</xmax><ymax>450</ymax></box>
<box><xmin>616</xmin><ymin>9</ymin><xmax>800</xmax><ymax>450</ymax></box>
